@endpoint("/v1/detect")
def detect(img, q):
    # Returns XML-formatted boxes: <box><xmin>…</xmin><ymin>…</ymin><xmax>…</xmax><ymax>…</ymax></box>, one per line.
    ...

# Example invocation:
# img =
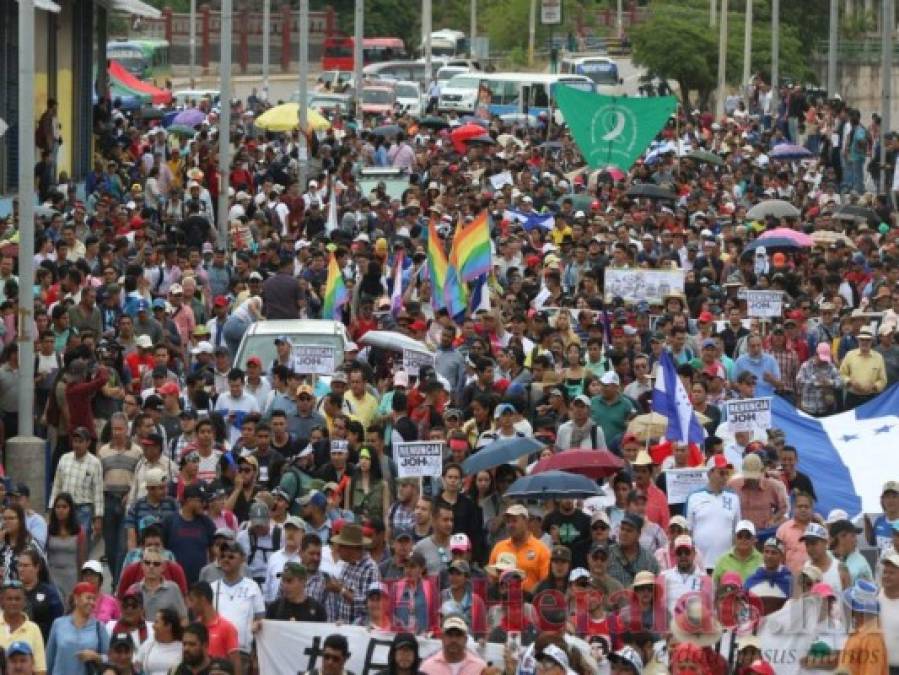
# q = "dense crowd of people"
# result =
<box><xmin>1</xmin><ymin>69</ymin><xmax>899</xmax><ymax>675</ymax></box>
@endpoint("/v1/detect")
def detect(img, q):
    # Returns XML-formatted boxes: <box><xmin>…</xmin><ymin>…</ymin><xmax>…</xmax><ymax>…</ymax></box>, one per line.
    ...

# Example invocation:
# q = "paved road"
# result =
<box><xmin>172</xmin><ymin>55</ymin><xmax>646</xmax><ymax>103</ymax></box>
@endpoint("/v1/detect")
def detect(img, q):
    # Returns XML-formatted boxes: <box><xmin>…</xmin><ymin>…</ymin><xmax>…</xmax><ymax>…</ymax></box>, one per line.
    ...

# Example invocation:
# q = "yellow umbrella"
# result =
<box><xmin>254</xmin><ymin>103</ymin><xmax>331</xmax><ymax>133</ymax></box>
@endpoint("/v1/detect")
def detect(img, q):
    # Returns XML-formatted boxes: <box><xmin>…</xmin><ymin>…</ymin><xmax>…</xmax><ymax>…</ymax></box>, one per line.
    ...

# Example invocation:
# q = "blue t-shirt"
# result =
<box><xmin>873</xmin><ymin>514</ymin><xmax>898</xmax><ymax>550</ymax></box>
<box><xmin>162</xmin><ymin>512</ymin><xmax>217</xmax><ymax>584</ymax></box>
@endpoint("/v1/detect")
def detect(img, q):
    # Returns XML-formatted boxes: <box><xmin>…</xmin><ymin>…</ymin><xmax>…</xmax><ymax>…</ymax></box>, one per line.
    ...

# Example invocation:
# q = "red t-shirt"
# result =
<box><xmin>206</xmin><ymin>614</ymin><xmax>240</xmax><ymax>658</ymax></box>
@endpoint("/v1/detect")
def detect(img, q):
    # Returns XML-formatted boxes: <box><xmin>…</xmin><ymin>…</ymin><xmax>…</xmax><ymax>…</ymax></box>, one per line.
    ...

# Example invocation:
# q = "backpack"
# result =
<box><xmin>249</xmin><ymin>526</ymin><xmax>281</xmax><ymax>565</ymax></box>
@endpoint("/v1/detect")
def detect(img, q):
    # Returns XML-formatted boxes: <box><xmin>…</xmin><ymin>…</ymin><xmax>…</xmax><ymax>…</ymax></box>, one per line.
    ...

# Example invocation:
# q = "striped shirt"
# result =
<box><xmin>97</xmin><ymin>442</ymin><xmax>143</xmax><ymax>494</ymax></box>
<box><xmin>49</xmin><ymin>452</ymin><xmax>104</xmax><ymax>516</ymax></box>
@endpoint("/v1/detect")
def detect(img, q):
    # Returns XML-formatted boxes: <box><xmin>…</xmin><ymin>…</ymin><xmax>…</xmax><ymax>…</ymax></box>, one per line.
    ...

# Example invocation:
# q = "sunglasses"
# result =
<box><xmin>591</xmin><ymin>523</ymin><xmax>609</xmax><ymax>530</ymax></box>
<box><xmin>142</xmin><ymin>560</ymin><xmax>162</xmax><ymax>567</ymax></box>
<box><xmin>675</xmin><ymin>548</ymin><xmax>693</xmax><ymax>556</ymax></box>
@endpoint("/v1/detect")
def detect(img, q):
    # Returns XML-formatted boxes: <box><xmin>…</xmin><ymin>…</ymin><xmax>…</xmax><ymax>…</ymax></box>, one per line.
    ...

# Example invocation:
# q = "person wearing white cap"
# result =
<box><xmin>801</xmin><ymin>521</ymin><xmax>846</xmax><ymax>596</ymax></box>
<box><xmin>660</xmin><ymin>534</ymin><xmax>709</xmax><ymax>614</ymax></box>
<box><xmin>711</xmin><ymin>520</ymin><xmax>762</xmax><ymax>588</ymax></box>
<box><xmin>556</xmin><ymin>394</ymin><xmax>605</xmax><ymax>451</ymax></box>
<box><xmin>591</xmin><ymin>370</ymin><xmax>635</xmax><ymax>447</ymax></box>
<box><xmin>686</xmin><ymin>456</ymin><xmax>742</xmax><ymax>572</ymax></box>
<box><xmin>877</xmin><ymin>552</ymin><xmax>899</xmax><ymax>670</ymax></box>
<box><xmin>419</xmin><ymin>615</ymin><xmax>486</xmax><ymax>675</ymax></box>
<box><xmin>839</xmin><ymin>326</ymin><xmax>887</xmax><ymax>408</ymax></box>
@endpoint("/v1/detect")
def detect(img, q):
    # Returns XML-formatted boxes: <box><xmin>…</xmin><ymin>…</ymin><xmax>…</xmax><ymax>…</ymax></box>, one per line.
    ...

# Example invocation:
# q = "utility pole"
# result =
<box><xmin>299</xmin><ymin>0</ymin><xmax>309</xmax><ymax>190</ymax></box>
<box><xmin>771</xmin><ymin>0</ymin><xmax>779</xmax><ymax>119</ymax></box>
<box><xmin>743</xmin><ymin>0</ymin><xmax>753</xmax><ymax>86</ymax></box>
<box><xmin>470</xmin><ymin>0</ymin><xmax>477</xmax><ymax>49</ymax></box>
<box><xmin>710</xmin><ymin>0</ymin><xmax>717</xmax><ymax>27</ymax></box>
<box><xmin>189</xmin><ymin>0</ymin><xmax>196</xmax><ymax>88</ymax></box>
<box><xmin>262</xmin><ymin>0</ymin><xmax>270</xmax><ymax>100</ymax></box>
<box><xmin>354</xmin><ymin>0</ymin><xmax>363</xmax><ymax>119</ymax></box>
<box><xmin>881</xmin><ymin>0</ymin><xmax>893</xmax><ymax>192</ymax></box>
<box><xmin>9</xmin><ymin>0</ymin><xmax>45</xmax><ymax>511</ymax></box>
<box><xmin>617</xmin><ymin>0</ymin><xmax>623</xmax><ymax>40</ymax></box>
<box><xmin>828</xmin><ymin>0</ymin><xmax>839</xmax><ymax>96</ymax></box>
<box><xmin>716</xmin><ymin>0</ymin><xmax>728</xmax><ymax>119</ymax></box>
<box><xmin>217</xmin><ymin>0</ymin><xmax>232</xmax><ymax>249</ymax></box>
<box><xmin>423</xmin><ymin>0</ymin><xmax>433</xmax><ymax>85</ymax></box>
<box><xmin>528</xmin><ymin>0</ymin><xmax>536</xmax><ymax>65</ymax></box>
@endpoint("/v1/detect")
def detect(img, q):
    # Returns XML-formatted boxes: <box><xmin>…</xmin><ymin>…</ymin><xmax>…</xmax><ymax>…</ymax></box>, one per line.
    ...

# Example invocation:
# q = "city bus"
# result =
<box><xmin>559</xmin><ymin>55</ymin><xmax>623</xmax><ymax>95</ymax></box>
<box><xmin>439</xmin><ymin>72</ymin><xmax>594</xmax><ymax>117</ymax></box>
<box><xmin>107</xmin><ymin>39</ymin><xmax>171</xmax><ymax>82</ymax></box>
<box><xmin>321</xmin><ymin>37</ymin><xmax>407</xmax><ymax>71</ymax></box>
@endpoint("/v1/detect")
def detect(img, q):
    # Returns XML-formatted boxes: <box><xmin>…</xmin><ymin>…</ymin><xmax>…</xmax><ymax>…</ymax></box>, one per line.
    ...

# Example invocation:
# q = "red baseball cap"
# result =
<box><xmin>706</xmin><ymin>454</ymin><xmax>733</xmax><ymax>471</ymax></box>
<box><xmin>698</xmin><ymin>311</ymin><xmax>714</xmax><ymax>323</ymax></box>
<box><xmin>213</xmin><ymin>296</ymin><xmax>229</xmax><ymax>308</ymax></box>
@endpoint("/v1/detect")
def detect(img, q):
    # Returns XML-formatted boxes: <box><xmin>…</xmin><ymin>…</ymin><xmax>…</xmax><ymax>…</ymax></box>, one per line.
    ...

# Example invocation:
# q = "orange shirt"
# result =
<box><xmin>205</xmin><ymin>614</ymin><xmax>240</xmax><ymax>658</ymax></box>
<box><xmin>489</xmin><ymin>535</ymin><xmax>551</xmax><ymax>593</ymax></box>
<box><xmin>839</xmin><ymin>622</ymin><xmax>888</xmax><ymax>675</ymax></box>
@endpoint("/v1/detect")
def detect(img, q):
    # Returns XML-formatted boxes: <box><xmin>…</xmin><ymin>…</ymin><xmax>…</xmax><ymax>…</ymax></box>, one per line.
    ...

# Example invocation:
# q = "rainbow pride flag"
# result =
<box><xmin>450</xmin><ymin>210</ymin><xmax>491</xmax><ymax>282</ymax></box>
<box><xmin>322</xmin><ymin>253</ymin><xmax>348</xmax><ymax>319</ymax></box>
<box><xmin>427</xmin><ymin>219</ymin><xmax>448</xmax><ymax>311</ymax></box>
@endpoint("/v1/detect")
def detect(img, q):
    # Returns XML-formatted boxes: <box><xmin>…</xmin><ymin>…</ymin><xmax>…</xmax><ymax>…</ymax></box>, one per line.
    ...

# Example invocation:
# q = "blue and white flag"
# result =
<box><xmin>503</xmin><ymin>209</ymin><xmax>554</xmax><ymax>232</ymax></box>
<box><xmin>771</xmin><ymin>385</ymin><xmax>899</xmax><ymax>518</ymax></box>
<box><xmin>652</xmin><ymin>350</ymin><xmax>705</xmax><ymax>446</ymax></box>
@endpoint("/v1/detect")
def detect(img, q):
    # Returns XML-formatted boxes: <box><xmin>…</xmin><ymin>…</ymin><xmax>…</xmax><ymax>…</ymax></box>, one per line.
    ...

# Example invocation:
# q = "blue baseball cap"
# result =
<box><xmin>136</xmin><ymin>299</ymin><xmax>150</xmax><ymax>312</ymax></box>
<box><xmin>843</xmin><ymin>579</ymin><xmax>880</xmax><ymax>615</ymax></box>
<box><xmin>152</xmin><ymin>298</ymin><xmax>167</xmax><ymax>310</ymax></box>
<box><xmin>6</xmin><ymin>641</ymin><xmax>33</xmax><ymax>657</ymax></box>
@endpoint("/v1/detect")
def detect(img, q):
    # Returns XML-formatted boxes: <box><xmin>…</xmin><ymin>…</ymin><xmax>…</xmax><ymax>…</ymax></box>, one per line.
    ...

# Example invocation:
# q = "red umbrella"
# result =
<box><xmin>531</xmin><ymin>449</ymin><xmax>624</xmax><ymax>480</ymax></box>
<box><xmin>450</xmin><ymin>123</ymin><xmax>488</xmax><ymax>153</ymax></box>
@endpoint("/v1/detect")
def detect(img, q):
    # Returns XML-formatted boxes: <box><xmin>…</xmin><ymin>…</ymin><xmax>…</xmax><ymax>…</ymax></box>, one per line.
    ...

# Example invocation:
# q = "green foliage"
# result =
<box><xmin>481</xmin><ymin>0</ymin><xmax>533</xmax><ymax>53</ymax></box>
<box><xmin>631</xmin><ymin>0</ymin><xmax>812</xmax><ymax>107</ymax></box>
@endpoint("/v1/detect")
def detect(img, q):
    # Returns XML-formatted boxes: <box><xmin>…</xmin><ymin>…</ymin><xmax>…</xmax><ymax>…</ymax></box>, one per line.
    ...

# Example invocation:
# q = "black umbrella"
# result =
<box><xmin>418</xmin><ymin>116</ymin><xmax>450</xmax><ymax>130</ymax></box>
<box><xmin>833</xmin><ymin>204</ymin><xmax>879</xmax><ymax>226</ymax></box>
<box><xmin>626</xmin><ymin>184</ymin><xmax>678</xmax><ymax>201</ymax></box>
<box><xmin>372</xmin><ymin>124</ymin><xmax>402</xmax><ymax>137</ymax></box>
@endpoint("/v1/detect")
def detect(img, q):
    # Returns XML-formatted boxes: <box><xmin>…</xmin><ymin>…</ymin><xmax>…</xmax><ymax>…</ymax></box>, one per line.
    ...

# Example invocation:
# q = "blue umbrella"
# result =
<box><xmin>172</xmin><ymin>108</ymin><xmax>206</xmax><ymax>127</ymax></box>
<box><xmin>504</xmin><ymin>471</ymin><xmax>603</xmax><ymax>500</ymax></box>
<box><xmin>741</xmin><ymin>237</ymin><xmax>803</xmax><ymax>257</ymax></box>
<box><xmin>770</xmin><ymin>143</ymin><xmax>813</xmax><ymax>160</ymax></box>
<box><xmin>461</xmin><ymin>437</ymin><xmax>546</xmax><ymax>475</ymax></box>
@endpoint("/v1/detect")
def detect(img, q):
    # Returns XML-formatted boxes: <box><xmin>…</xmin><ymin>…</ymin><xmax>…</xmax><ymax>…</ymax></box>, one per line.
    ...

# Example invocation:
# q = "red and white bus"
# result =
<box><xmin>321</xmin><ymin>37</ymin><xmax>407</xmax><ymax>71</ymax></box>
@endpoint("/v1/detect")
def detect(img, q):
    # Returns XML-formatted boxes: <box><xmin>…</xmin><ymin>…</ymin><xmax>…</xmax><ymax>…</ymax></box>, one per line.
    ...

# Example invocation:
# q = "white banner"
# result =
<box><xmin>331</xmin><ymin>439</ymin><xmax>349</xmax><ymax>454</ymax></box>
<box><xmin>726</xmin><ymin>397</ymin><xmax>772</xmax><ymax>432</ymax></box>
<box><xmin>603</xmin><ymin>268</ymin><xmax>686</xmax><ymax>305</ymax></box>
<box><xmin>664</xmin><ymin>468</ymin><xmax>708</xmax><ymax>505</ymax></box>
<box><xmin>395</xmin><ymin>441</ymin><xmax>444</xmax><ymax>478</ymax></box>
<box><xmin>403</xmin><ymin>349</ymin><xmax>435</xmax><ymax>375</ymax></box>
<box><xmin>489</xmin><ymin>171</ymin><xmax>513</xmax><ymax>189</ymax></box>
<box><xmin>257</xmin><ymin>621</ymin><xmax>504</xmax><ymax>675</ymax></box>
<box><xmin>293</xmin><ymin>345</ymin><xmax>336</xmax><ymax>375</ymax></box>
<box><xmin>745</xmin><ymin>290</ymin><xmax>783</xmax><ymax>318</ymax></box>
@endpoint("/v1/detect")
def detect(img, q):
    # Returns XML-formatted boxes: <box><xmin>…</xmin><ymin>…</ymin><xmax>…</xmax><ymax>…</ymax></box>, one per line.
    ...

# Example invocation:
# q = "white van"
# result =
<box><xmin>437</xmin><ymin>74</ymin><xmax>480</xmax><ymax>114</ymax></box>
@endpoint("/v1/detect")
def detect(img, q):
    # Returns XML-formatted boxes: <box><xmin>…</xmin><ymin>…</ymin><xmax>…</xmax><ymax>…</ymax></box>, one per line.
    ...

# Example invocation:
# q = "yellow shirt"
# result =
<box><xmin>839</xmin><ymin>349</ymin><xmax>887</xmax><ymax>394</ymax></box>
<box><xmin>550</xmin><ymin>225</ymin><xmax>573</xmax><ymax>245</ymax></box>
<box><xmin>346</xmin><ymin>391</ymin><xmax>379</xmax><ymax>430</ymax></box>
<box><xmin>489</xmin><ymin>535</ymin><xmax>551</xmax><ymax>593</ymax></box>
<box><xmin>0</xmin><ymin>618</ymin><xmax>47</xmax><ymax>672</ymax></box>
<box><xmin>839</xmin><ymin>622</ymin><xmax>888</xmax><ymax>675</ymax></box>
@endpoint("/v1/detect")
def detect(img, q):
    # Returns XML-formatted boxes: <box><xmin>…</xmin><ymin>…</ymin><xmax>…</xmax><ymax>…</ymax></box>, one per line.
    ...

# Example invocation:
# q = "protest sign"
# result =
<box><xmin>293</xmin><ymin>345</ymin><xmax>336</xmax><ymax>375</ymax></box>
<box><xmin>330</xmin><ymin>439</ymin><xmax>349</xmax><ymax>455</ymax></box>
<box><xmin>726</xmin><ymin>397</ymin><xmax>772</xmax><ymax>432</ymax></box>
<box><xmin>257</xmin><ymin>621</ymin><xmax>504</xmax><ymax>675</ymax></box>
<box><xmin>403</xmin><ymin>349</ymin><xmax>435</xmax><ymax>375</ymax></box>
<box><xmin>664</xmin><ymin>468</ymin><xmax>708</xmax><ymax>504</ymax></box>
<box><xmin>395</xmin><ymin>441</ymin><xmax>444</xmax><ymax>478</ymax></box>
<box><xmin>603</xmin><ymin>268</ymin><xmax>685</xmax><ymax>305</ymax></box>
<box><xmin>745</xmin><ymin>290</ymin><xmax>783</xmax><ymax>318</ymax></box>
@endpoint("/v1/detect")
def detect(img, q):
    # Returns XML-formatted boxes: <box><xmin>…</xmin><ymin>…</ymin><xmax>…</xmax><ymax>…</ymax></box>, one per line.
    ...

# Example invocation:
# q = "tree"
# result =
<box><xmin>631</xmin><ymin>0</ymin><xmax>811</xmax><ymax>109</ymax></box>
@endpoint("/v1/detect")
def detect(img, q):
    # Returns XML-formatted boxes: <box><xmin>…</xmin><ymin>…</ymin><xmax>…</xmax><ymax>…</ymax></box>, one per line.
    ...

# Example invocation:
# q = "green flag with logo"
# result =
<box><xmin>556</xmin><ymin>86</ymin><xmax>677</xmax><ymax>171</ymax></box>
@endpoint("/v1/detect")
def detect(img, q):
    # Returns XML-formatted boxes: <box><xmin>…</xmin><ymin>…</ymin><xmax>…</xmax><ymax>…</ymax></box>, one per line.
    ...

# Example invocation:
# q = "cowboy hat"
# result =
<box><xmin>330</xmin><ymin>523</ymin><xmax>372</xmax><ymax>548</ymax></box>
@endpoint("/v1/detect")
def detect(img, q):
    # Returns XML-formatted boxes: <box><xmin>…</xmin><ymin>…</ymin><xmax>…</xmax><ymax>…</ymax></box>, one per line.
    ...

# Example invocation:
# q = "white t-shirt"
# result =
<box><xmin>135</xmin><ymin>638</ymin><xmax>183</xmax><ymax>675</ymax></box>
<box><xmin>660</xmin><ymin>568</ymin><xmax>708</xmax><ymax>615</ymax></box>
<box><xmin>210</xmin><ymin>577</ymin><xmax>265</xmax><ymax>653</ymax></box>
<box><xmin>213</xmin><ymin>392</ymin><xmax>261</xmax><ymax>446</ymax></box>
<box><xmin>263</xmin><ymin>548</ymin><xmax>302</xmax><ymax>603</ymax></box>
<box><xmin>879</xmin><ymin>591</ymin><xmax>899</xmax><ymax>666</ymax></box>
<box><xmin>686</xmin><ymin>487</ymin><xmax>741</xmax><ymax>569</ymax></box>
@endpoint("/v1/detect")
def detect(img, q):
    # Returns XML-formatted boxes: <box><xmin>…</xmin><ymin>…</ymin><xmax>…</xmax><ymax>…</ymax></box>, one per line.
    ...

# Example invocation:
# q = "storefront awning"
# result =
<box><xmin>112</xmin><ymin>0</ymin><xmax>161</xmax><ymax>18</ymax></box>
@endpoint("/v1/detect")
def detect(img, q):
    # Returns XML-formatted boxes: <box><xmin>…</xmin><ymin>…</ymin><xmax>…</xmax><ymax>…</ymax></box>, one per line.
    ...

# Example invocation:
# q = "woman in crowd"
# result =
<box><xmin>18</xmin><ymin>548</ymin><xmax>64</xmax><ymax>641</ymax></box>
<box><xmin>346</xmin><ymin>447</ymin><xmax>389</xmax><ymax>522</ymax></box>
<box><xmin>46</xmin><ymin>492</ymin><xmax>86</xmax><ymax>601</ymax></box>
<box><xmin>46</xmin><ymin>581</ymin><xmax>110</xmax><ymax>675</ymax></box>
<box><xmin>0</xmin><ymin>503</ymin><xmax>43</xmax><ymax>583</ymax></box>
<box><xmin>134</xmin><ymin>607</ymin><xmax>184</xmax><ymax>675</ymax></box>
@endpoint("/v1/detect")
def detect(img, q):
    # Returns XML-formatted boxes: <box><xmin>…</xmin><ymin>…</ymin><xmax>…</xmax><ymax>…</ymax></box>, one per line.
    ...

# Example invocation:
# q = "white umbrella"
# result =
<box><xmin>359</xmin><ymin>330</ymin><xmax>432</xmax><ymax>355</ymax></box>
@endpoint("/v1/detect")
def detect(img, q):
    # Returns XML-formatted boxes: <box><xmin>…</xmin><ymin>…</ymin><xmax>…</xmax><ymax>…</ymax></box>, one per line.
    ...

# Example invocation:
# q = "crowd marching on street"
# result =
<box><xmin>4</xmin><ymin>48</ymin><xmax>899</xmax><ymax>675</ymax></box>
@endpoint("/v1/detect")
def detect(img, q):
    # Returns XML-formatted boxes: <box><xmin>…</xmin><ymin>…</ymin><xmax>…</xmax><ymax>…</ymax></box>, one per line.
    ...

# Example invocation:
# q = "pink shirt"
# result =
<box><xmin>776</xmin><ymin>518</ymin><xmax>810</xmax><ymax>575</ymax></box>
<box><xmin>94</xmin><ymin>593</ymin><xmax>121</xmax><ymax>623</ymax></box>
<box><xmin>421</xmin><ymin>650</ymin><xmax>487</xmax><ymax>675</ymax></box>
